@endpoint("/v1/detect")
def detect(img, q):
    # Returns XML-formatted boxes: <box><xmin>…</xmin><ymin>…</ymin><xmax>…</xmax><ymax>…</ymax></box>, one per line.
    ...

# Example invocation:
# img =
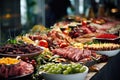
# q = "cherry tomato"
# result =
<box><xmin>82</xmin><ymin>21</ymin><xmax>87</xmax><ymax>26</ymax></box>
<box><xmin>38</xmin><ymin>40</ymin><xmax>48</xmax><ymax>48</ymax></box>
<box><xmin>59</xmin><ymin>42</ymin><xmax>68</xmax><ymax>48</ymax></box>
<box><xmin>63</xmin><ymin>30</ymin><xmax>69</xmax><ymax>35</ymax></box>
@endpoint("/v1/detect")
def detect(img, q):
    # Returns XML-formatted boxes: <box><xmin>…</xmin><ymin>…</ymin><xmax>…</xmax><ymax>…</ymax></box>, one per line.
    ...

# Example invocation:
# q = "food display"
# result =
<box><xmin>0</xmin><ymin>57</ymin><xmax>20</xmax><ymax>65</ymax></box>
<box><xmin>52</xmin><ymin>46</ymin><xmax>98</xmax><ymax>62</ymax></box>
<box><xmin>39</xmin><ymin>63</ymin><xmax>87</xmax><ymax>74</ymax></box>
<box><xmin>0</xmin><ymin>43</ymin><xmax>42</xmax><ymax>54</ymax></box>
<box><xmin>85</xmin><ymin>43</ymin><xmax>120</xmax><ymax>51</ymax></box>
<box><xmin>23</xmin><ymin>57</ymin><xmax>37</xmax><ymax>67</ymax></box>
<box><xmin>72</xmin><ymin>43</ymin><xmax>84</xmax><ymax>49</ymax></box>
<box><xmin>39</xmin><ymin>63</ymin><xmax>88</xmax><ymax>80</ymax></box>
<box><xmin>0</xmin><ymin>57</ymin><xmax>34</xmax><ymax>79</ymax></box>
<box><xmin>68</xmin><ymin>23</ymin><xmax>96</xmax><ymax>38</ymax></box>
<box><xmin>84</xmin><ymin>43</ymin><xmax>120</xmax><ymax>57</ymax></box>
<box><xmin>0</xmin><ymin>16</ymin><xmax>120</xmax><ymax>80</ymax></box>
<box><xmin>16</xmin><ymin>36</ymin><xmax>36</xmax><ymax>45</ymax></box>
<box><xmin>0</xmin><ymin>43</ymin><xmax>43</xmax><ymax>59</ymax></box>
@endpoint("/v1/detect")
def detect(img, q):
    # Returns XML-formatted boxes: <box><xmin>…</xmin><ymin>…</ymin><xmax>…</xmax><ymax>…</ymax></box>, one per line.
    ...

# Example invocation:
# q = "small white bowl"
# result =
<box><xmin>96</xmin><ymin>49</ymin><xmax>120</xmax><ymax>57</ymax></box>
<box><xmin>41</xmin><ymin>66</ymin><xmax>88</xmax><ymax>80</ymax></box>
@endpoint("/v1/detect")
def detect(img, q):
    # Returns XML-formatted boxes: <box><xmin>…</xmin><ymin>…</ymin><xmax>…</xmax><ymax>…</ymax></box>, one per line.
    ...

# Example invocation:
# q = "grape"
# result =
<box><xmin>57</xmin><ymin>63</ymin><xmax>62</xmax><ymax>68</ymax></box>
<box><xmin>47</xmin><ymin>68</ymin><xmax>53</xmax><ymax>73</ymax></box>
<box><xmin>40</xmin><ymin>63</ymin><xmax>86</xmax><ymax>74</ymax></box>
<box><xmin>24</xmin><ymin>57</ymin><xmax>29</xmax><ymax>61</ymax></box>
<box><xmin>79</xmin><ymin>67</ymin><xmax>86</xmax><ymax>73</ymax></box>
<box><xmin>62</xmin><ymin>64</ymin><xmax>67</xmax><ymax>69</ymax></box>
<box><xmin>47</xmin><ymin>69</ymin><xmax>52</xmax><ymax>73</ymax></box>
<box><xmin>23</xmin><ymin>57</ymin><xmax>37</xmax><ymax>67</ymax></box>
<box><xmin>31</xmin><ymin>59</ymin><xmax>37</xmax><ymax>66</ymax></box>
<box><xmin>63</xmin><ymin>70</ymin><xmax>69</xmax><ymax>74</ymax></box>
<box><xmin>56</xmin><ymin>69</ymin><xmax>62</xmax><ymax>74</ymax></box>
<box><xmin>66</xmin><ymin>67</ymin><xmax>72</xmax><ymax>72</ymax></box>
<box><xmin>51</xmin><ymin>70</ymin><xmax>56</xmax><ymax>73</ymax></box>
<box><xmin>74</xmin><ymin>68</ymin><xmax>80</xmax><ymax>73</ymax></box>
<box><xmin>44</xmin><ymin>66</ymin><xmax>49</xmax><ymax>71</ymax></box>
<box><xmin>76</xmin><ymin>64</ymin><xmax>82</xmax><ymax>68</ymax></box>
<box><xmin>67</xmin><ymin>64</ymin><xmax>72</xmax><ymax>67</ymax></box>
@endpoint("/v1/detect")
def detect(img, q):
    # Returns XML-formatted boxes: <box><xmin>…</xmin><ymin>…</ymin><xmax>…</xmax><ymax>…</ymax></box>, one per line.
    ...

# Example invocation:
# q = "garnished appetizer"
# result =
<box><xmin>0</xmin><ymin>57</ymin><xmax>34</xmax><ymax>78</ymax></box>
<box><xmin>0</xmin><ymin>57</ymin><xmax>20</xmax><ymax>65</ymax></box>
<box><xmin>85</xmin><ymin>43</ymin><xmax>120</xmax><ymax>51</ymax></box>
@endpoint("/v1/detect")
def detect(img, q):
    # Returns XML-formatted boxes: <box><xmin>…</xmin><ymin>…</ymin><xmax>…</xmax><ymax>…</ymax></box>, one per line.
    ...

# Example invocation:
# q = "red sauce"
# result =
<box><xmin>96</xmin><ymin>34</ymin><xmax>118</xmax><ymax>39</ymax></box>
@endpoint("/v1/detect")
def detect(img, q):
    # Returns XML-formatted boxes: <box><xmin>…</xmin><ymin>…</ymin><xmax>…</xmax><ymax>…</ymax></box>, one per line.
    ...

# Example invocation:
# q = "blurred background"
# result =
<box><xmin>0</xmin><ymin>0</ymin><xmax>120</xmax><ymax>42</ymax></box>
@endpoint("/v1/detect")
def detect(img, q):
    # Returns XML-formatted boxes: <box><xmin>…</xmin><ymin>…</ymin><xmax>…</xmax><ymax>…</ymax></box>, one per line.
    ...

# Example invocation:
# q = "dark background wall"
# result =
<box><xmin>0</xmin><ymin>0</ymin><xmax>21</xmax><ymax>42</ymax></box>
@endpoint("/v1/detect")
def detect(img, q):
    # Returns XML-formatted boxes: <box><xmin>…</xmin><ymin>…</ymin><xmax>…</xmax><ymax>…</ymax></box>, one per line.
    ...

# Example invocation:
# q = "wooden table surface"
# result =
<box><xmin>85</xmin><ymin>62</ymin><xmax>107</xmax><ymax>80</ymax></box>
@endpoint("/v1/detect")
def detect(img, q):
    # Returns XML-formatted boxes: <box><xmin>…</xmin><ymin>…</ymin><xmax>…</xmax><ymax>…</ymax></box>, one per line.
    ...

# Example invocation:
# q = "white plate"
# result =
<box><xmin>96</xmin><ymin>49</ymin><xmax>120</xmax><ymax>57</ymax></box>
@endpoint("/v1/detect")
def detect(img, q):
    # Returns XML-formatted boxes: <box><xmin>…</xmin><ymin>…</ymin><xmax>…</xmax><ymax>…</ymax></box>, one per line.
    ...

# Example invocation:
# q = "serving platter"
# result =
<box><xmin>80</xmin><ymin>55</ymin><xmax>101</xmax><ymax>67</ymax></box>
<box><xmin>1</xmin><ymin>70</ymin><xmax>34</xmax><ymax>80</ymax></box>
<box><xmin>95</xmin><ymin>49</ymin><xmax>120</xmax><ymax>57</ymax></box>
<box><xmin>0</xmin><ymin>50</ymin><xmax>43</xmax><ymax>59</ymax></box>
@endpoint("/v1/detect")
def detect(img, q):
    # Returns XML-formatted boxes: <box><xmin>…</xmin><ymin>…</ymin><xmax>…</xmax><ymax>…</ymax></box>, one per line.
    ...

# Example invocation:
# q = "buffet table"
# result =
<box><xmin>0</xmin><ymin>16</ymin><xmax>120</xmax><ymax>80</ymax></box>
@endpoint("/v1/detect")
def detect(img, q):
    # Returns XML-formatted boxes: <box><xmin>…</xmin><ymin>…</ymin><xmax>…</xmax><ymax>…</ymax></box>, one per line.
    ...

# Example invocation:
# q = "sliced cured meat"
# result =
<box><xmin>71</xmin><ymin>48</ymin><xmax>80</xmax><ymax>61</ymax></box>
<box><xmin>91</xmin><ymin>51</ymin><xmax>97</xmax><ymax>57</ymax></box>
<box><xmin>82</xmin><ymin>50</ymin><xmax>91</xmax><ymax>58</ymax></box>
<box><xmin>0</xmin><ymin>61</ymin><xmax>34</xmax><ymax>78</ymax></box>
<box><xmin>67</xmin><ymin>47</ymin><xmax>75</xmax><ymax>59</ymax></box>
<box><xmin>75</xmin><ymin>50</ymin><xmax>83</xmax><ymax>61</ymax></box>
<box><xmin>67</xmin><ymin>51</ymin><xmax>75</xmax><ymax>60</ymax></box>
<box><xmin>79</xmin><ymin>57</ymin><xmax>91</xmax><ymax>62</ymax></box>
<box><xmin>64</xmin><ymin>47</ymin><xmax>72</xmax><ymax>58</ymax></box>
<box><xmin>19</xmin><ymin>61</ymin><xmax>34</xmax><ymax>75</ymax></box>
<box><xmin>52</xmin><ymin>46</ymin><xmax>95</xmax><ymax>62</ymax></box>
<box><xmin>53</xmin><ymin>48</ymin><xmax>67</xmax><ymax>57</ymax></box>
<box><xmin>81</xmin><ymin>27</ymin><xmax>93</xmax><ymax>34</ymax></box>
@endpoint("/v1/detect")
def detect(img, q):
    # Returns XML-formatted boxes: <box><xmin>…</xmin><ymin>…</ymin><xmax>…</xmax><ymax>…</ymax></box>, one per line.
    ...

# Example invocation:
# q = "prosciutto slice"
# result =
<box><xmin>52</xmin><ymin>46</ymin><xmax>95</xmax><ymax>62</ymax></box>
